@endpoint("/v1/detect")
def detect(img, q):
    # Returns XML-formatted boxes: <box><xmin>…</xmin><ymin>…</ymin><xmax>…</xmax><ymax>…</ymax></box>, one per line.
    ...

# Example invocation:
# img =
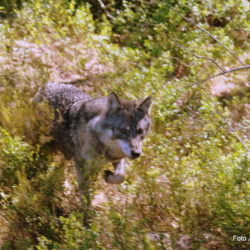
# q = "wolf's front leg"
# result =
<box><xmin>74</xmin><ymin>158</ymin><xmax>91</xmax><ymax>228</ymax></box>
<box><xmin>104</xmin><ymin>159</ymin><xmax>126</xmax><ymax>184</ymax></box>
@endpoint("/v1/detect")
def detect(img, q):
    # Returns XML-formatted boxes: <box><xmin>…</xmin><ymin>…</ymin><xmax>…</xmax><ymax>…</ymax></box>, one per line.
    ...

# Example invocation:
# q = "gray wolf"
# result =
<box><xmin>35</xmin><ymin>82</ymin><xmax>152</xmax><ymax>226</ymax></box>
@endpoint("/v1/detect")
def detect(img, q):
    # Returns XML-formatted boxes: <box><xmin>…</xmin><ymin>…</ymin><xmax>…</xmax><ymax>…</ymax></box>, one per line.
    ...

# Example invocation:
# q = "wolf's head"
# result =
<box><xmin>100</xmin><ymin>92</ymin><xmax>152</xmax><ymax>160</ymax></box>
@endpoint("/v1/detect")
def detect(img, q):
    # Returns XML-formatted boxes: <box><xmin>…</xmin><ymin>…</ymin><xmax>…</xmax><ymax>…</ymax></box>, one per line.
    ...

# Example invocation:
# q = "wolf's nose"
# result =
<box><xmin>131</xmin><ymin>151</ymin><xmax>141</xmax><ymax>159</ymax></box>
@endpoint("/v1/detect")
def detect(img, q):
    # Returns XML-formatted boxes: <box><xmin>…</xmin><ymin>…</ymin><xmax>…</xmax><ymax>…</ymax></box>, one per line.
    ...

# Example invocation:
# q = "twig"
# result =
<box><xmin>174</xmin><ymin>42</ymin><xmax>226</xmax><ymax>72</ymax></box>
<box><xmin>169</xmin><ymin>56</ymin><xmax>195</xmax><ymax>67</ymax></box>
<box><xmin>165</xmin><ymin>2</ymin><xmax>246</xmax><ymax>66</ymax></box>
<box><xmin>0</xmin><ymin>72</ymin><xmax>16</xmax><ymax>77</ymax></box>
<box><xmin>187</xmin><ymin>65</ymin><xmax>250</xmax><ymax>87</ymax></box>
<box><xmin>97</xmin><ymin>0</ymin><xmax>106</xmax><ymax>9</ymax></box>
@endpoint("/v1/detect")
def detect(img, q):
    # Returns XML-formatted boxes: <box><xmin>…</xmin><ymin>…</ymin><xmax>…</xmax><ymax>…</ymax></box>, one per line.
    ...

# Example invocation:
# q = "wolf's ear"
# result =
<box><xmin>107</xmin><ymin>92</ymin><xmax>121</xmax><ymax>110</ymax></box>
<box><xmin>138</xmin><ymin>96</ymin><xmax>152</xmax><ymax>115</ymax></box>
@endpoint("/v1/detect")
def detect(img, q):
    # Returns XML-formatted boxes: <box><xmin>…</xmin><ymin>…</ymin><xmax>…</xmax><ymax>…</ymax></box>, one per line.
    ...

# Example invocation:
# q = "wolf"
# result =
<box><xmin>35</xmin><ymin>82</ymin><xmax>152</xmax><ymax>226</ymax></box>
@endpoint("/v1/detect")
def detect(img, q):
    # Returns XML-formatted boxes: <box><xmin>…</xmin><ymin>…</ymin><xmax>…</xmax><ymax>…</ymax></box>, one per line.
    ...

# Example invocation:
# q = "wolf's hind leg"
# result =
<box><xmin>74</xmin><ymin>159</ymin><xmax>91</xmax><ymax>228</ymax></box>
<box><xmin>104</xmin><ymin>159</ymin><xmax>126</xmax><ymax>184</ymax></box>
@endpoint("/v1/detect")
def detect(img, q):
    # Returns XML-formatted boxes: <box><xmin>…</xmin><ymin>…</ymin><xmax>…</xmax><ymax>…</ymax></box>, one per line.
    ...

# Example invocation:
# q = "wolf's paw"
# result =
<box><xmin>104</xmin><ymin>170</ymin><xmax>114</xmax><ymax>181</ymax></box>
<box><xmin>104</xmin><ymin>170</ymin><xmax>125</xmax><ymax>184</ymax></box>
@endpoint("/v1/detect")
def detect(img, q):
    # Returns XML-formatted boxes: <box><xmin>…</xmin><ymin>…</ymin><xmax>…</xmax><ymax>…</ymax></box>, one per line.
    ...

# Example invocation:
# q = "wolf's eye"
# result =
<box><xmin>137</xmin><ymin>128</ymin><xmax>143</xmax><ymax>135</ymax></box>
<box><xmin>120</xmin><ymin>128</ymin><xmax>128</xmax><ymax>135</ymax></box>
<box><xmin>120</xmin><ymin>127</ymin><xmax>130</xmax><ymax>137</ymax></box>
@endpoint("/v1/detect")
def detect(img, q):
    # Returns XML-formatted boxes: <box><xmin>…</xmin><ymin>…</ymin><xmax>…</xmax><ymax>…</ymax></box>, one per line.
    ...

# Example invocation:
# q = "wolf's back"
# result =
<box><xmin>34</xmin><ymin>82</ymin><xmax>91</xmax><ymax>159</ymax></box>
<box><xmin>39</xmin><ymin>82</ymin><xmax>90</xmax><ymax>116</ymax></box>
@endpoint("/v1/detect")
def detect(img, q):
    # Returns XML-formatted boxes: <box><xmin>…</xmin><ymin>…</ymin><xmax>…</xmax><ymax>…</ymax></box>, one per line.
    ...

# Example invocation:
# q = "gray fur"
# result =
<box><xmin>35</xmin><ymin>82</ymin><xmax>152</xmax><ymax>226</ymax></box>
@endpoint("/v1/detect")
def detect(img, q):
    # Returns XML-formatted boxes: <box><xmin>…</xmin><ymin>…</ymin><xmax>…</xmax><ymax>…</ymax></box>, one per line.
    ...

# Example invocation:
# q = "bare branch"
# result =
<box><xmin>165</xmin><ymin>2</ymin><xmax>246</xmax><ymax>66</ymax></box>
<box><xmin>187</xmin><ymin>65</ymin><xmax>250</xmax><ymax>87</ymax></box>
<box><xmin>97</xmin><ymin>0</ymin><xmax>106</xmax><ymax>9</ymax></box>
<box><xmin>169</xmin><ymin>56</ymin><xmax>195</xmax><ymax>67</ymax></box>
<box><xmin>174</xmin><ymin>41</ymin><xmax>226</xmax><ymax>72</ymax></box>
<box><xmin>0</xmin><ymin>72</ymin><xmax>16</xmax><ymax>77</ymax></box>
